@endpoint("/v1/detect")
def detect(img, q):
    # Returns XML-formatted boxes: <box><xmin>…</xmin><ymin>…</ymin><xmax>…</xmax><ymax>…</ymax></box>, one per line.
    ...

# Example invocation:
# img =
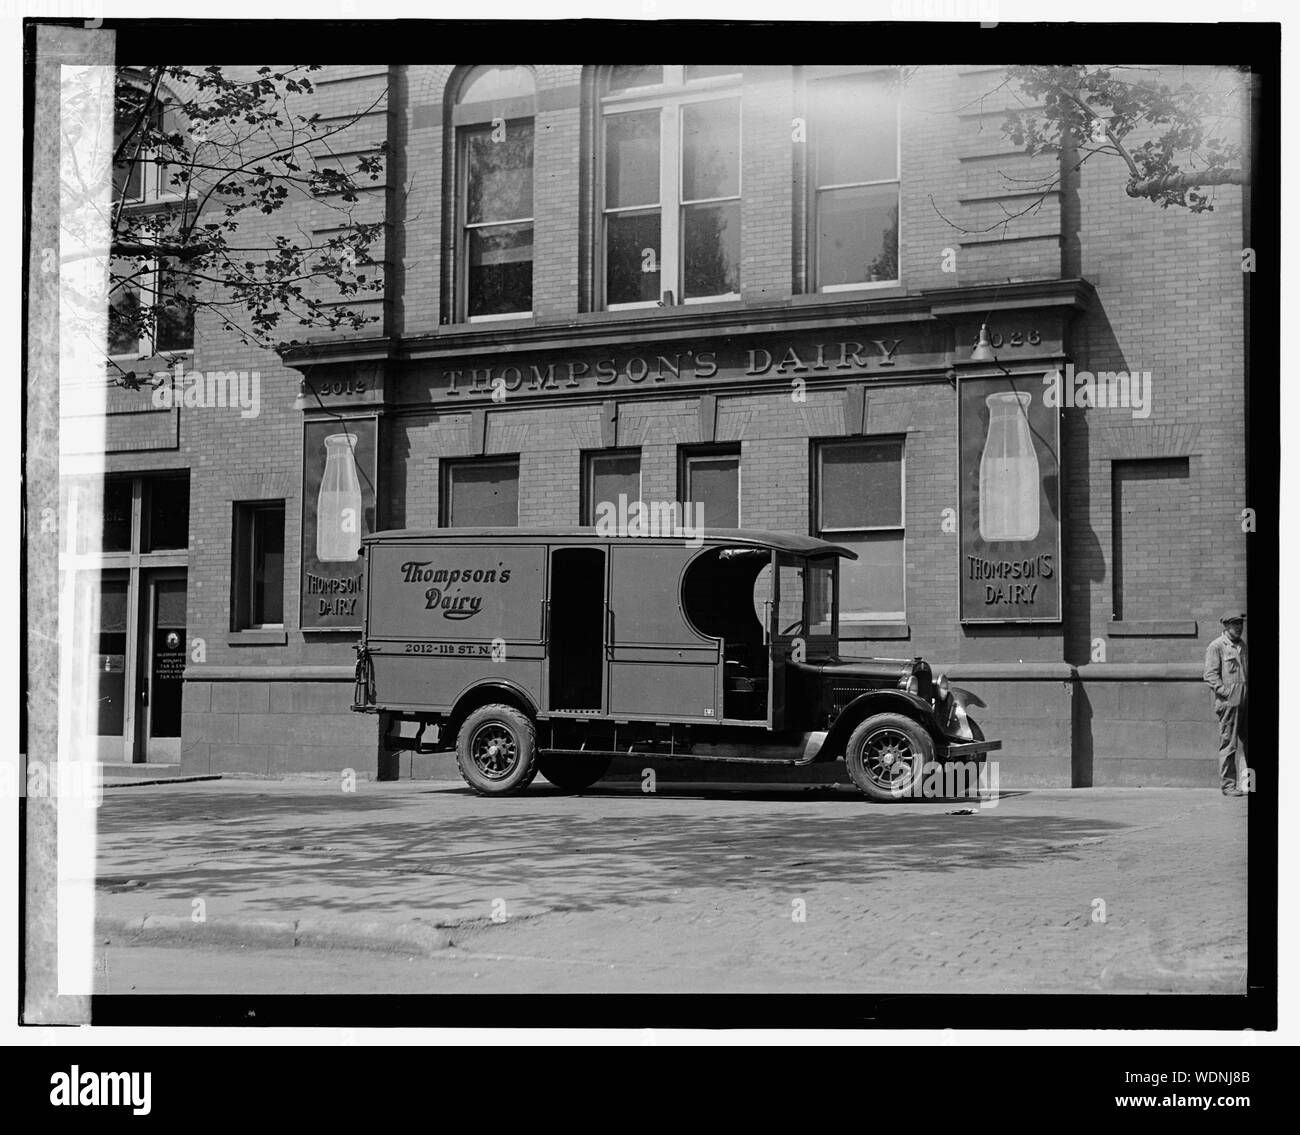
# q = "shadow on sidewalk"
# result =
<box><xmin>96</xmin><ymin>786</ymin><xmax>1128</xmax><ymax>919</ymax></box>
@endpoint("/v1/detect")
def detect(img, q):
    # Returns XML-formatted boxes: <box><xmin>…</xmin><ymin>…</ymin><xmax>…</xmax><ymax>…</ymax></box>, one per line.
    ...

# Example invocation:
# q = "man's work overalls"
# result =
<box><xmin>1203</xmin><ymin>632</ymin><xmax>1248</xmax><ymax>791</ymax></box>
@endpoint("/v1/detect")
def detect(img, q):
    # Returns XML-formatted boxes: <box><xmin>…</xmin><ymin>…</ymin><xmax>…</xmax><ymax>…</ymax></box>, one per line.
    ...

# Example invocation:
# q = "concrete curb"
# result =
<box><xmin>97</xmin><ymin>913</ymin><xmax>452</xmax><ymax>956</ymax></box>
<box><xmin>102</xmin><ymin>775</ymin><xmax>224</xmax><ymax>789</ymax></box>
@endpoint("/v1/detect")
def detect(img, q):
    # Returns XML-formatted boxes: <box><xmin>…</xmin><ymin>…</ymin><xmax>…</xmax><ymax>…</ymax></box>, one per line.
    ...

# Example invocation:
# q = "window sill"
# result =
<box><xmin>792</xmin><ymin>285</ymin><xmax>907</xmax><ymax>306</ymax></box>
<box><xmin>227</xmin><ymin>629</ymin><xmax>288</xmax><ymax>646</ymax></box>
<box><xmin>1107</xmin><ymin>619</ymin><xmax>1198</xmax><ymax>638</ymax></box>
<box><xmin>467</xmin><ymin>312</ymin><xmax>535</xmax><ymax>325</ymax></box>
<box><xmin>107</xmin><ymin>350</ymin><xmax>195</xmax><ymax>373</ymax></box>
<box><xmin>601</xmin><ymin>297</ymin><xmax>746</xmax><ymax>316</ymax></box>
<box><xmin>444</xmin><ymin>315</ymin><xmax>536</xmax><ymax>333</ymax></box>
<box><xmin>840</xmin><ymin>623</ymin><xmax>910</xmax><ymax>641</ymax></box>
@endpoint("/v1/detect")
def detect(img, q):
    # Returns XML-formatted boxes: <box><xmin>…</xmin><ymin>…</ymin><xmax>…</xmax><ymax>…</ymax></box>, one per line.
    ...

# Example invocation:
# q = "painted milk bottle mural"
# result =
<box><xmin>979</xmin><ymin>391</ymin><xmax>1039</xmax><ymax>542</ymax></box>
<box><xmin>317</xmin><ymin>432</ymin><xmax>363</xmax><ymax>562</ymax></box>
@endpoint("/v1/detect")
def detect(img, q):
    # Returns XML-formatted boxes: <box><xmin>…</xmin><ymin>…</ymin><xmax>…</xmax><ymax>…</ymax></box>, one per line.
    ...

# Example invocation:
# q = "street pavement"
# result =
<box><xmin>88</xmin><ymin>774</ymin><xmax>1251</xmax><ymax>995</ymax></box>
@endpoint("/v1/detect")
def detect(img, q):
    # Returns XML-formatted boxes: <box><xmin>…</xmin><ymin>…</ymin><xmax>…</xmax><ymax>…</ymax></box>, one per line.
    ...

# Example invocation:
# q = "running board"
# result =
<box><xmin>539</xmin><ymin>747</ymin><xmax>813</xmax><ymax>766</ymax></box>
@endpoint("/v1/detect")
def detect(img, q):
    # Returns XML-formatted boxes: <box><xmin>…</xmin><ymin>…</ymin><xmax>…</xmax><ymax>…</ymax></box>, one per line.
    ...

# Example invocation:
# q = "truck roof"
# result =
<box><xmin>362</xmin><ymin>526</ymin><xmax>858</xmax><ymax>559</ymax></box>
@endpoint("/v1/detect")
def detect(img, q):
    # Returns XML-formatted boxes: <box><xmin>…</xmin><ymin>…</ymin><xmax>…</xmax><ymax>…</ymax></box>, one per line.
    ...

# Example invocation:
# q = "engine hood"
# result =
<box><xmin>789</xmin><ymin>656</ymin><xmax>916</xmax><ymax>683</ymax></box>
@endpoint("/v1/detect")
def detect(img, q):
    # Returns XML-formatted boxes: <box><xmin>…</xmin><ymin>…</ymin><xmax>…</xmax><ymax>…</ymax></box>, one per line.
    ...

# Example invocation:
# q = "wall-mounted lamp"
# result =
<box><xmin>970</xmin><ymin>323</ymin><xmax>996</xmax><ymax>362</ymax></box>
<box><xmin>293</xmin><ymin>379</ymin><xmax>311</xmax><ymax>412</ymax></box>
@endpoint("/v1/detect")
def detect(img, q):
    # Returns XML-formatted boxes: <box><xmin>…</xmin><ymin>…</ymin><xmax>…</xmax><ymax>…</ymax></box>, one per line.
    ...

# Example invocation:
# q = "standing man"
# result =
<box><xmin>1203</xmin><ymin>611</ymin><xmax>1248</xmax><ymax>796</ymax></box>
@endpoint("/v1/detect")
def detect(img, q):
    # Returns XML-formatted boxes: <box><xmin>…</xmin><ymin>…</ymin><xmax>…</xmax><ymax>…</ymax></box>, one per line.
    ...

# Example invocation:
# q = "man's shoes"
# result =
<box><xmin>1222</xmin><ymin>787</ymin><xmax>1247</xmax><ymax>797</ymax></box>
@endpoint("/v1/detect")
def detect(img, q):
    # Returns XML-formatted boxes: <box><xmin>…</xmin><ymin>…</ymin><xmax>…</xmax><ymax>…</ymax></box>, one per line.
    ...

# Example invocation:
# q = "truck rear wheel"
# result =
<box><xmin>456</xmin><ymin>704</ymin><xmax>538</xmax><ymax>796</ymax></box>
<box><xmin>538</xmin><ymin>753</ymin><xmax>612</xmax><ymax>793</ymax></box>
<box><xmin>844</xmin><ymin>712</ymin><xmax>934</xmax><ymax>802</ymax></box>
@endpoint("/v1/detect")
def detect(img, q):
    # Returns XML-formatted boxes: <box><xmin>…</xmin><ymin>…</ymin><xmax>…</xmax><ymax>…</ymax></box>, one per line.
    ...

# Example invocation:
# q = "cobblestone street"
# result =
<box><xmin>89</xmin><ymin>777</ymin><xmax>1251</xmax><ymax>996</ymax></box>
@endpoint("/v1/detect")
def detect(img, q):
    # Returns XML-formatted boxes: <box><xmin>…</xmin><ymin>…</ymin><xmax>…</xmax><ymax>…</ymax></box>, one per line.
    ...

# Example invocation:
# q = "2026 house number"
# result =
<box><xmin>976</xmin><ymin>329</ymin><xmax>1042</xmax><ymax>349</ymax></box>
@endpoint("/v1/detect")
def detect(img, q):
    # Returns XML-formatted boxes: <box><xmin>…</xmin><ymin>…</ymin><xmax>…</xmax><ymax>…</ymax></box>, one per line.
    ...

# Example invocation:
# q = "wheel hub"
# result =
<box><xmin>864</xmin><ymin>729</ymin><xmax>918</xmax><ymax>788</ymax></box>
<box><xmin>472</xmin><ymin>725</ymin><xmax>517</xmax><ymax>779</ymax></box>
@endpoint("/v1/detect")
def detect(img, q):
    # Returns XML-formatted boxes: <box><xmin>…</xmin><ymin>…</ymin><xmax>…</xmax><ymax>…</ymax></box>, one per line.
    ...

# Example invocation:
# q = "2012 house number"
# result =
<box><xmin>317</xmin><ymin>378</ymin><xmax>367</xmax><ymax>396</ymax></box>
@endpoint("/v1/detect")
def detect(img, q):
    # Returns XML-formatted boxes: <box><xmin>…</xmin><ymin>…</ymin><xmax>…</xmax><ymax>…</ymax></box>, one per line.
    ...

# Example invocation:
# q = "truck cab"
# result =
<box><xmin>354</xmin><ymin>528</ymin><xmax>999</xmax><ymax>800</ymax></box>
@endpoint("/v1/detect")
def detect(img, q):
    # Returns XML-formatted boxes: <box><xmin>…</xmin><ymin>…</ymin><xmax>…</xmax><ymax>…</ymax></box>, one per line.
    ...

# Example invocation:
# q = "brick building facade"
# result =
<box><xmin>65</xmin><ymin>62</ymin><xmax>1250</xmax><ymax>786</ymax></box>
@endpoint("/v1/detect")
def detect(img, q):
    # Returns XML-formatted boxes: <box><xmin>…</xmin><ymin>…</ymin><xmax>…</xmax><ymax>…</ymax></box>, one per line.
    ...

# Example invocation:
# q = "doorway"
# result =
<box><xmin>547</xmin><ymin>548</ymin><xmax>606</xmax><ymax>713</ymax></box>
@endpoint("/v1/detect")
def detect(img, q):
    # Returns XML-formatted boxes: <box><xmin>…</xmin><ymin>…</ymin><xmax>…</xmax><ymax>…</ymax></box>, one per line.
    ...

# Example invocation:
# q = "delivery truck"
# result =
<box><xmin>353</xmin><ymin>527</ymin><xmax>999</xmax><ymax>800</ymax></box>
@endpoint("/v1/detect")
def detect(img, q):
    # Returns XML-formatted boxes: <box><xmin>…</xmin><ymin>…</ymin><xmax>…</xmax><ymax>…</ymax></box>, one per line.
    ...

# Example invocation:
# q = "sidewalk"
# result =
<box><xmin>89</xmin><ymin>777</ymin><xmax>1253</xmax><ymax>991</ymax></box>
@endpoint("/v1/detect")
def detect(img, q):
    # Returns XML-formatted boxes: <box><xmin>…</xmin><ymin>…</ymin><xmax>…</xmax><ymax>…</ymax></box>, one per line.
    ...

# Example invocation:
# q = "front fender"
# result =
<box><xmin>818</xmin><ymin>689</ymin><xmax>944</xmax><ymax>762</ymax></box>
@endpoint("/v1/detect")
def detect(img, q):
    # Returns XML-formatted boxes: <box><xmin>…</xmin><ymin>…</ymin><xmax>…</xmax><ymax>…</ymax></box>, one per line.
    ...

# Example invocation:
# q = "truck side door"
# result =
<box><xmin>606</xmin><ymin>543</ymin><xmax>721</xmax><ymax>722</ymax></box>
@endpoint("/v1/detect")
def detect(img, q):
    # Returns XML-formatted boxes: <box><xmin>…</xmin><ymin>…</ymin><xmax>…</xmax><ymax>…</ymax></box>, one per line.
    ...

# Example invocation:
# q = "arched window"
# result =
<box><xmin>454</xmin><ymin>66</ymin><xmax>536</xmax><ymax>321</ymax></box>
<box><xmin>596</xmin><ymin>65</ymin><xmax>743</xmax><ymax>309</ymax></box>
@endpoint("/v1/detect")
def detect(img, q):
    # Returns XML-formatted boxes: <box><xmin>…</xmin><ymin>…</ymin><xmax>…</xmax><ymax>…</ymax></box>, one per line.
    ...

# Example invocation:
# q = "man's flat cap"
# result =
<box><xmin>1220</xmin><ymin>611</ymin><xmax>1247</xmax><ymax>624</ymax></box>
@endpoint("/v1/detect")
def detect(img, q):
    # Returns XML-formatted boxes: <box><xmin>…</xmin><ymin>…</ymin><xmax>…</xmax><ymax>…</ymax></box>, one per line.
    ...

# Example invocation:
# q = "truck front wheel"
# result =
<box><xmin>456</xmin><ymin>704</ymin><xmax>538</xmax><ymax>796</ymax></box>
<box><xmin>844</xmin><ymin>713</ymin><xmax>934</xmax><ymax>802</ymax></box>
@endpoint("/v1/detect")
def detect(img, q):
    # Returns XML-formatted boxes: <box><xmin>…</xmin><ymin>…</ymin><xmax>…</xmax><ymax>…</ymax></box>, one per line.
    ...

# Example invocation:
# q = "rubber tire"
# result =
<box><xmin>537</xmin><ymin>753</ymin><xmax>612</xmax><ymax>793</ymax></box>
<box><xmin>455</xmin><ymin>704</ymin><xmax>538</xmax><ymax>796</ymax></box>
<box><xmin>844</xmin><ymin>712</ymin><xmax>935</xmax><ymax>802</ymax></box>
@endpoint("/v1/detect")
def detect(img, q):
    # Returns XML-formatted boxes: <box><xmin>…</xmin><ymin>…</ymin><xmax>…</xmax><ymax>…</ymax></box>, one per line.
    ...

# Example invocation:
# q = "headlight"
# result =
<box><xmin>936</xmin><ymin>673</ymin><xmax>950</xmax><ymax>700</ymax></box>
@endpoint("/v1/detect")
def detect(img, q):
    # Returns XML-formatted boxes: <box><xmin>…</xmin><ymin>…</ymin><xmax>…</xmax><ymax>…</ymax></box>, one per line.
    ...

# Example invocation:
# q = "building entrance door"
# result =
<box><xmin>139</xmin><ymin>571</ymin><xmax>187</xmax><ymax>763</ymax></box>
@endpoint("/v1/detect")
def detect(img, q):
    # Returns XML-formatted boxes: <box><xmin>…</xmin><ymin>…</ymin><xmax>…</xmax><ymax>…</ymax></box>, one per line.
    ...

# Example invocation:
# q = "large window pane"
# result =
<box><xmin>601</xmin><ymin>72</ymin><xmax>743</xmax><ymax>309</ymax></box>
<box><xmin>95</xmin><ymin>576</ymin><xmax>129</xmax><ymax>736</ymax></box>
<box><xmin>605</xmin><ymin>111</ymin><xmax>660</xmax><ymax>208</ymax></box>
<box><xmin>233</xmin><ymin>501</ymin><xmax>285</xmax><ymax>631</ymax></box>
<box><xmin>685</xmin><ymin>65</ymin><xmax>740</xmax><ymax>82</ymax></box>
<box><xmin>682</xmin><ymin>201</ymin><xmax>739</xmax><ymax>298</ymax></box>
<box><xmin>466</xmin><ymin>124</ymin><xmax>534</xmax><ymax>223</ymax></box>
<box><xmin>112</xmin><ymin>124</ymin><xmax>143</xmax><ymax>201</ymax></box>
<box><xmin>154</xmin><ymin>262</ymin><xmax>195</xmax><ymax>351</ymax></box>
<box><xmin>606</xmin><ymin>212</ymin><xmax>661</xmax><ymax>304</ymax></box>
<box><xmin>145</xmin><ymin>475</ymin><xmax>190</xmax><ymax>551</ymax></box>
<box><xmin>684</xmin><ymin>452</ymin><xmax>739</xmax><ymax>528</ymax></box>
<box><xmin>251</xmin><ymin>506</ymin><xmax>285</xmax><ymax>626</ymax></box>
<box><xmin>585</xmin><ymin>451</ymin><xmax>641</xmax><ymax>522</ymax></box>
<box><xmin>607</xmin><ymin>65</ymin><xmax>664</xmax><ymax>92</ymax></box>
<box><xmin>838</xmin><ymin>533</ymin><xmax>905</xmax><ymax>621</ymax></box>
<box><xmin>820</xmin><ymin>440</ymin><xmax>903</xmax><ymax>529</ymax></box>
<box><xmin>78</xmin><ymin>478</ymin><xmax>133</xmax><ymax>554</ymax></box>
<box><xmin>447</xmin><ymin>460</ymin><xmax>520</xmax><ymax>527</ymax></box>
<box><xmin>113</xmin><ymin>95</ymin><xmax>158</xmax><ymax>202</ymax></box>
<box><xmin>814</xmin><ymin>73</ymin><xmax>898</xmax><ymax>186</ymax></box>
<box><xmin>467</xmin><ymin>223</ymin><xmax>533</xmax><ymax>317</ymax></box>
<box><xmin>817</xmin><ymin>185</ymin><xmax>899</xmax><ymax>287</ymax></box>
<box><xmin>682</xmin><ymin>99</ymin><xmax>739</xmax><ymax>201</ymax></box>
<box><xmin>108</xmin><ymin>271</ymin><xmax>143</xmax><ymax>356</ymax></box>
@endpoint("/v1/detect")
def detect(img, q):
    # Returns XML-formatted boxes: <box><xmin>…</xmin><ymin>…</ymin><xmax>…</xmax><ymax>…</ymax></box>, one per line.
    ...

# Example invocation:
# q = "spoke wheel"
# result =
<box><xmin>844</xmin><ymin>712</ymin><xmax>934</xmax><ymax>802</ymax></box>
<box><xmin>456</xmin><ymin>704</ymin><xmax>537</xmax><ymax>796</ymax></box>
